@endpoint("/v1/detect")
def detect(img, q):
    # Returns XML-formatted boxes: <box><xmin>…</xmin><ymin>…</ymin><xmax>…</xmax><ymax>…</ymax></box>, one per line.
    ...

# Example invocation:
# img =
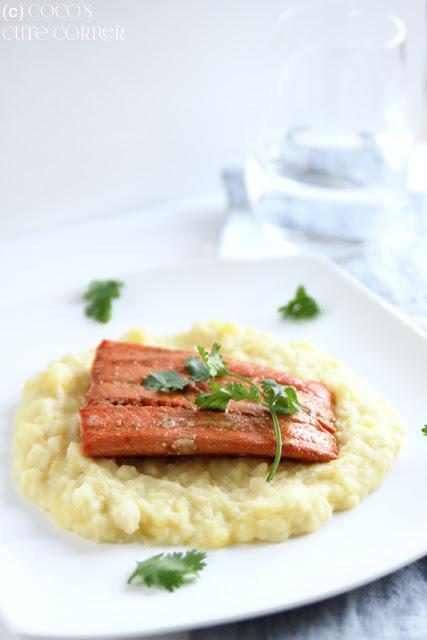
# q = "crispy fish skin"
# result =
<box><xmin>80</xmin><ymin>340</ymin><xmax>337</xmax><ymax>462</ymax></box>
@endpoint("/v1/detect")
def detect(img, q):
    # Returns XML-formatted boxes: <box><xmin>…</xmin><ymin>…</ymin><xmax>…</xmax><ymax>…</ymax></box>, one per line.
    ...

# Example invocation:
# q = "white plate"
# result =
<box><xmin>1</xmin><ymin>255</ymin><xmax>427</xmax><ymax>639</ymax></box>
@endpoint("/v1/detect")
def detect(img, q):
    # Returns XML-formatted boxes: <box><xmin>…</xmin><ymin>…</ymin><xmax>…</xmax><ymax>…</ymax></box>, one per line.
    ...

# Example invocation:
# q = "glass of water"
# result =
<box><xmin>245</xmin><ymin>6</ymin><xmax>412</xmax><ymax>255</ymax></box>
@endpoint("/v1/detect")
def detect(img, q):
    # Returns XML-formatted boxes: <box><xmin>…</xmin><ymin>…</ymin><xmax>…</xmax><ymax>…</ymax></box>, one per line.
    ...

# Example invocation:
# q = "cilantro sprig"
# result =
<box><xmin>127</xmin><ymin>550</ymin><xmax>206</xmax><ymax>592</ymax></box>
<box><xmin>279</xmin><ymin>285</ymin><xmax>321</xmax><ymax>320</ymax></box>
<box><xmin>142</xmin><ymin>342</ymin><xmax>305</xmax><ymax>481</ymax></box>
<box><xmin>195</xmin><ymin>343</ymin><xmax>305</xmax><ymax>481</ymax></box>
<box><xmin>422</xmin><ymin>425</ymin><xmax>427</xmax><ymax>436</ymax></box>
<box><xmin>83</xmin><ymin>280</ymin><xmax>123</xmax><ymax>324</ymax></box>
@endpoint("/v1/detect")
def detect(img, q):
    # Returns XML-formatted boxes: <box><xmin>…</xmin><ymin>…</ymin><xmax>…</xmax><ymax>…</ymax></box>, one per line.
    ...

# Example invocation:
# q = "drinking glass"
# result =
<box><xmin>245</xmin><ymin>5</ymin><xmax>412</xmax><ymax>255</ymax></box>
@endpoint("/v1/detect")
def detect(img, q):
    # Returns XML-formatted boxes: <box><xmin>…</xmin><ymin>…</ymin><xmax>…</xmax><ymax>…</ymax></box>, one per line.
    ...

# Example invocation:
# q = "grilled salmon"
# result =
<box><xmin>80</xmin><ymin>340</ymin><xmax>337</xmax><ymax>462</ymax></box>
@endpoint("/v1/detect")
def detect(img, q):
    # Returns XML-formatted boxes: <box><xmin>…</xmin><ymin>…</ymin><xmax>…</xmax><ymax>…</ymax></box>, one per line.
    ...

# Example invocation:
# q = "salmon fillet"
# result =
<box><xmin>80</xmin><ymin>340</ymin><xmax>337</xmax><ymax>462</ymax></box>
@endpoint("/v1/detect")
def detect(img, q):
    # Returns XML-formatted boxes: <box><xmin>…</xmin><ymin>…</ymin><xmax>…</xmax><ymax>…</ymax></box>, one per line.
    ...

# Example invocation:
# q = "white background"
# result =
<box><xmin>0</xmin><ymin>0</ymin><xmax>425</xmax><ymax>239</ymax></box>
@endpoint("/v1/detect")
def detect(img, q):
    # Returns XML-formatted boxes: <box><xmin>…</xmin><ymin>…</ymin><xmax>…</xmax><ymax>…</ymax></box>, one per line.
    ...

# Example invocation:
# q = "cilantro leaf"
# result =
<box><xmin>278</xmin><ymin>285</ymin><xmax>321</xmax><ymax>320</ymax></box>
<box><xmin>143</xmin><ymin>370</ymin><xmax>189</xmax><ymax>392</ymax></box>
<box><xmin>194</xmin><ymin>345</ymin><xmax>306</xmax><ymax>481</ymax></box>
<box><xmin>223</xmin><ymin>382</ymin><xmax>260</xmax><ymax>403</ymax></box>
<box><xmin>141</xmin><ymin>341</ymin><xmax>306</xmax><ymax>482</ymax></box>
<box><xmin>127</xmin><ymin>550</ymin><xmax>207</xmax><ymax>592</ymax></box>
<box><xmin>196</xmin><ymin>343</ymin><xmax>229</xmax><ymax>377</ymax></box>
<box><xmin>142</xmin><ymin>355</ymin><xmax>212</xmax><ymax>393</ymax></box>
<box><xmin>195</xmin><ymin>382</ymin><xmax>232</xmax><ymax>411</ymax></box>
<box><xmin>83</xmin><ymin>280</ymin><xmax>123</xmax><ymax>324</ymax></box>
<box><xmin>185</xmin><ymin>356</ymin><xmax>211</xmax><ymax>382</ymax></box>
<box><xmin>422</xmin><ymin>425</ymin><xmax>427</xmax><ymax>436</ymax></box>
<box><xmin>261</xmin><ymin>380</ymin><xmax>304</xmax><ymax>415</ymax></box>
<box><xmin>195</xmin><ymin>380</ymin><xmax>260</xmax><ymax>411</ymax></box>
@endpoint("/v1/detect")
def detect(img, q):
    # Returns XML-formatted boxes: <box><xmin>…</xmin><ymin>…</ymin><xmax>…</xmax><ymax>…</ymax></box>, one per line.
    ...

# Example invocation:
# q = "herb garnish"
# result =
<box><xmin>127</xmin><ymin>550</ymin><xmax>207</xmax><ymax>592</ymax></box>
<box><xmin>142</xmin><ymin>342</ymin><xmax>305</xmax><ymax>481</ymax></box>
<box><xmin>185</xmin><ymin>356</ymin><xmax>211</xmax><ymax>382</ymax></box>
<box><xmin>83</xmin><ymin>280</ymin><xmax>123</xmax><ymax>324</ymax></box>
<box><xmin>279</xmin><ymin>285</ymin><xmax>321</xmax><ymax>320</ymax></box>
<box><xmin>195</xmin><ymin>344</ymin><xmax>228</xmax><ymax>377</ymax></box>
<box><xmin>142</xmin><ymin>355</ymin><xmax>210</xmax><ymax>392</ymax></box>
<box><xmin>144</xmin><ymin>370</ymin><xmax>189</xmax><ymax>392</ymax></box>
<box><xmin>422</xmin><ymin>425</ymin><xmax>427</xmax><ymax>436</ymax></box>
<box><xmin>195</xmin><ymin>343</ymin><xmax>305</xmax><ymax>481</ymax></box>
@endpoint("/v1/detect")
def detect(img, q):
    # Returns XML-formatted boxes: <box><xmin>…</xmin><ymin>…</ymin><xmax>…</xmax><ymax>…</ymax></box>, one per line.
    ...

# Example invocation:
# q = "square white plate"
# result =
<box><xmin>1</xmin><ymin>255</ymin><xmax>427</xmax><ymax>639</ymax></box>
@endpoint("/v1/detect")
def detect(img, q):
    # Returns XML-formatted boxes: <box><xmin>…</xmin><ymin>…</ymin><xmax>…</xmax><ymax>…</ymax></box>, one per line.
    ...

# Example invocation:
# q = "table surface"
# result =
<box><xmin>1</xmin><ymin>193</ymin><xmax>426</xmax><ymax>640</ymax></box>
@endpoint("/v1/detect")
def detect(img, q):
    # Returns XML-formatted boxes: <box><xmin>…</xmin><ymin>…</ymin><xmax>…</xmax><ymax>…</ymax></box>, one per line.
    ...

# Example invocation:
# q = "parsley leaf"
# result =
<box><xmin>127</xmin><ymin>550</ymin><xmax>207</xmax><ymax>592</ymax></box>
<box><xmin>83</xmin><ymin>280</ymin><xmax>123</xmax><ymax>324</ymax></box>
<box><xmin>144</xmin><ymin>370</ymin><xmax>189</xmax><ymax>392</ymax></box>
<box><xmin>422</xmin><ymin>425</ymin><xmax>427</xmax><ymax>436</ymax></box>
<box><xmin>185</xmin><ymin>356</ymin><xmax>211</xmax><ymax>382</ymax></box>
<box><xmin>278</xmin><ymin>285</ymin><xmax>321</xmax><ymax>320</ymax></box>
<box><xmin>196</xmin><ymin>343</ymin><xmax>229</xmax><ymax>377</ymax></box>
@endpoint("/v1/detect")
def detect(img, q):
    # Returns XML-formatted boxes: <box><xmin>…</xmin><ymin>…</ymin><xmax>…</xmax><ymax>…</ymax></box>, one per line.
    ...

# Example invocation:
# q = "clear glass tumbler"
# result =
<box><xmin>245</xmin><ymin>5</ymin><xmax>412</xmax><ymax>255</ymax></box>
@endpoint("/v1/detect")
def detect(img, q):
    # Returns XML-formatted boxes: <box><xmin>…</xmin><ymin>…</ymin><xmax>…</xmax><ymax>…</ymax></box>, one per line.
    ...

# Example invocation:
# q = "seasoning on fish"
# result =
<box><xmin>80</xmin><ymin>340</ymin><xmax>337</xmax><ymax>462</ymax></box>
